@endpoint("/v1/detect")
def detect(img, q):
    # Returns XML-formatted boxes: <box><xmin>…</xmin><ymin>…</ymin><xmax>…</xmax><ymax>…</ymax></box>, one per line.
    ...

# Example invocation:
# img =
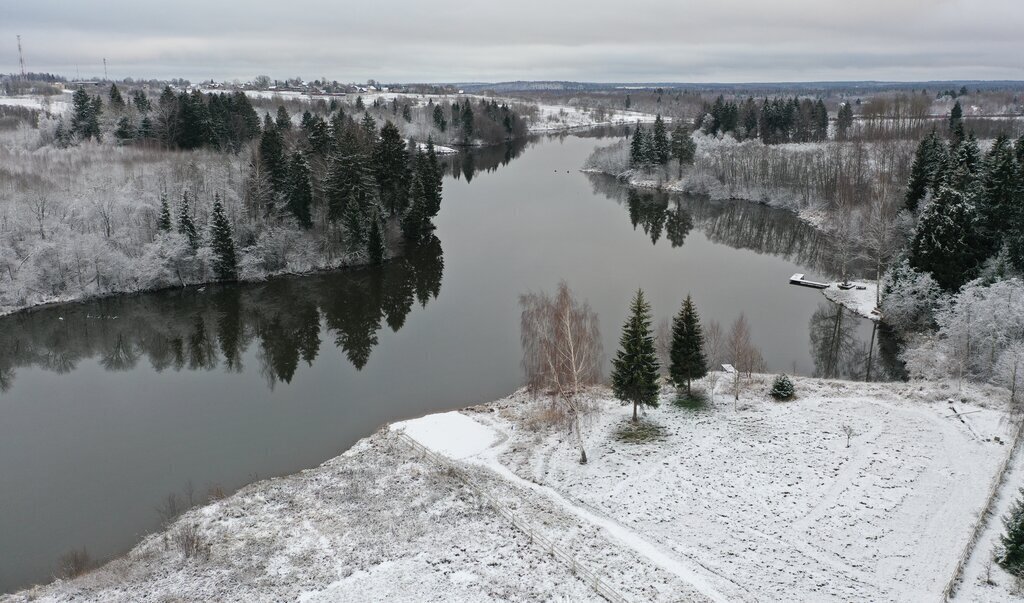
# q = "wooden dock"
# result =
<box><xmin>789</xmin><ymin>273</ymin><xmax>829</xmax><ymax>289</ymax></box>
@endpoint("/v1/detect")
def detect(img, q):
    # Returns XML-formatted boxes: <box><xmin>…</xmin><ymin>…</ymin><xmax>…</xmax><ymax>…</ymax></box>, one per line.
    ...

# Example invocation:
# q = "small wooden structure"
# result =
<box><xmin>789</xmin><ymin>273</ymin><xmax>828</xmax><ymax>289</ymax></box>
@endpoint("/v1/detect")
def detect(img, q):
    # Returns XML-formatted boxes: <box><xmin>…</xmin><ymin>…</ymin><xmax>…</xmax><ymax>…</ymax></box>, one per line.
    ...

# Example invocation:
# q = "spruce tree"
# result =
<box><xmin>108</xmin><ymin>83</ymin><xmax>125</xmax><ymax>111</ymax></box>
<box><xmin>114</xmin><ymin>116</ymin><xmax>135</xmax><ymax>141</ymax></box>
<box><xmin>286</xmin><ymin>151</ymin><xmax>314</xmax><ymax>228</ymax></box>
<box><xmin>324</xmin><ymin>130</ymin><xmax>378</xmax><ymax>223</ymax></box>
<box><xmin>630</xmin><ymin>126</ymin><xmax>649</xmax><ymax>169</ymax></box>
<box><xmin>402</xmin><ymin>163</ymin><xmax>431</xmax><ymax>242</ymax></box>
<box><xmin>836</xmin><ymin>102</ymin><xmax>854</xmax><ymax>140</ymax></box>
<box><xmin>373</xmin><ymin>121</ymin><xmax>410</xmax><ymax>215</ymax></box>
<box><xmin>979</xmin><ymin>135</ymin><xmax>1023</xmax><ymax>242</ymax></box>
<box><xmin>1000</xmin><ymin>489</ymin><xmax>1024</xmax><ymax>576</ymax></box>
<box><xmin>670</xmin><ymin>124</ymin><xmax>697</xmax><ymax>177</ymax></box>
<box><xmin>460</xmin><ymin>101</ymin><xmax>474</xmax><ymax>143</ymax></box>
<box><xmin>432</xmin><ymin>104</ymin><xmax>447</xmax><ymax>132</ymax></box>
<box><xmin>367</xmin><ymin>210</ymin><xmax>385</xmax><ymax>264</ymax></box>
<box><xmin>209</xmin><ymin>195</ymin><xmax>238</xmax><ymax>281</ymax></box>
<box><xmin>905</xmin><ymin>132</ymin><xmax>939</xmax><ymax>212</ymax></box>
<box><xmin>132</xmin><ymin>89</ymin><xmax>151</xmax><ymax>114</ymax></box>
<box><xmin>275</xmin><ymin>106</ymin><xmax>291</xmax><ymax>131</ymax></box>
<box><xmin>157</xmin><ymin>193</ymin><xmax>172</xmax><ymax>232</ymax></box>
<box><xmin>669</xmin><ymin>295</ymin><xmax>708</xmax><ymax>396</ymax></box>
<box><xmin>258</xmin><ymin>118</ymin><xmax>287</xmax><ymax>195</ymax></box>
<box><xmin>177</xmin><ymin>192</ymin><xmax>198</xmax><ymax>250</ymax></box>
<box><xmin>423</xmin><ymin>139</ymin><xmax>443</xmax><ymax>217</ymax></box>
<box><xmin>909</xmin><ymin>187</ymin><xmax>987</xmax><ymax>290</ymax></box>
<box><xmin>355</xmin><ymin>95</ymin><xmax>365</xmax><ymax>111</ymax></box>
<box><xmin>652</xmin><ymin>115</ymin><xmax>670</xmax><ymax>165</ymax></box>
<box><xmin>949</xmin><ymin>100</ymin><xmax>963</xmax><ymax>132</ymax></box>
<box><xmin>402</xmin><ymin>104</ymin><xmax>412</xmax><ymax>123</ymax></box>
<box><xmin>360</xmin><ymin>112</ymin><xmax>377</xmax><ymax>145</ymax></box>
<box><xmin>611</xmin><ymin>289</ymin><xmax>661</xmax><ymax>422</ymax></box>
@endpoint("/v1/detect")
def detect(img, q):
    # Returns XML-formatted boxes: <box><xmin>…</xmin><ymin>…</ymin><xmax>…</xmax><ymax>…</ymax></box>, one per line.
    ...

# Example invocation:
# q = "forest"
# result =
<box><xmin>584</xmin><ymin>87</ymin><xmax>1024</xmax><ymax>398</ymax></box>
<box><xmin>0</xmin><ymin>83</ymin><xmax>529</xmax><ymax>315</ymax></box>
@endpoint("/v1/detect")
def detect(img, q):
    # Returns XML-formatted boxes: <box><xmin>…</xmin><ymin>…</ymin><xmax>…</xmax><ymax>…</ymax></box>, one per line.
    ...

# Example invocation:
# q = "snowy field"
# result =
<box><xmin>0</xmin><ymin>93</ymin><xmax>70</xmax><ymax>115</ymax></box>
<box><xmin>9</xmin><ymin>375</ymin><xmax>1018</xmax><ymax>602</ymax></box>
<box><xmin>525</xmin><ymin>103</ymin><xmax>663</xmax><ymax>133</ymax></box>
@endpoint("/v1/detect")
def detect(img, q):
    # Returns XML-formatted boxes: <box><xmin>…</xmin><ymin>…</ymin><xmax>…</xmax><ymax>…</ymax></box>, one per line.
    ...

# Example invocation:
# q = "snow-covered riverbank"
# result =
<box><xmin>8</xmin><ymin>375</ymin><xmax>1018</xmax><ymax>602</ymax></box>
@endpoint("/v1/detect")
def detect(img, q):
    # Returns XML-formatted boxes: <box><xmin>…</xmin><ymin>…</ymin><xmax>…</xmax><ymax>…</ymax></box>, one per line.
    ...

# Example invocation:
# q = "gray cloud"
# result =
<box><xmin>2</xmin><ymin>0</ymin><xmax>1022</xmax><ymax>82</ymax></box>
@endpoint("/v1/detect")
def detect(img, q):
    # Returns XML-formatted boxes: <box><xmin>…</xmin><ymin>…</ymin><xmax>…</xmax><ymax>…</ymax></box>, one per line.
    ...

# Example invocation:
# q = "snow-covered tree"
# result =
<box><xmin>909</xmin><ymin>187</ymin><xmax>987</xmax><ymax>291</ymax></box>
<box><xmin>209</xmin><ymin>195</ymin><xmax>238</xmax><ymax>281</ymax></box>
<box><xmin>611</xmin><ymin>289</ymin><xmax>660</xmax><ymax>422</ymax></box>
<box><xmin>669</xmin><ymin>295</ymin><xmax>707</xmax><ymax>396</ymax></box>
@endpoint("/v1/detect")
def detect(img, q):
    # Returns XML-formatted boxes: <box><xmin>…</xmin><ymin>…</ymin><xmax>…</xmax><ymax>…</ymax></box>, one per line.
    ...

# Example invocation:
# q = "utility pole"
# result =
<box><xmin>17</xmin><ymin>35</ymin><xmax>26</xmax><ymax>77</ymax></box>
<box><xmin>103</xmin><ymin>58</ymin><xmax>108</xmax><ymax>81</ymax></box>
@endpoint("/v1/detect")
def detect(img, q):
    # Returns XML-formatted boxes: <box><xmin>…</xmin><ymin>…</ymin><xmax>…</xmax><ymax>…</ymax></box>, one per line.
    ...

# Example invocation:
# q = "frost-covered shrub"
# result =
<box><xmin>904</xmin><ymin>278</ymin><xmax>1024</xmax><ymax>385</ymax></box>
<box><xmin>880</xmin><ymin>259</ymin><xmax>942</xmax><ymax>336</ymax></box>
<box><xmin>769</xmin><ymin>374</ymin><xmax>795</xmax><ymax>400</ymax></box>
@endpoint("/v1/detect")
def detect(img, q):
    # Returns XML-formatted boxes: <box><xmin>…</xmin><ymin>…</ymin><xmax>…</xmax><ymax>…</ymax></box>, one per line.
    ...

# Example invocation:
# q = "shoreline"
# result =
<box><xmin>8</xmin><ymin>375</ymin><xmax>1016</xmax><ymax>601</ymax></box>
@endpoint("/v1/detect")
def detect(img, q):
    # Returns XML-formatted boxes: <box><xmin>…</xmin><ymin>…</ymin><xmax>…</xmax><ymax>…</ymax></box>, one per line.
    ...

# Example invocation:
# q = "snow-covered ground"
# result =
<box><xmin>0</xmin><ymin>93</ymin><xmax>70</xmax><ymax>115</ymax></box>
<box><xmin>526</xmin><ymin>103</ymin><xmax>662</xmax><ymax>133</ymax></box>
<box><xmin>10</xmin><ymin>376</ymin><xmax>1018</xmax><ymax>602</ymax></box>
<box><xmin>822</xmin><ymin>281</ymin><xmax>881</xmax><ymax>320</ymax></box>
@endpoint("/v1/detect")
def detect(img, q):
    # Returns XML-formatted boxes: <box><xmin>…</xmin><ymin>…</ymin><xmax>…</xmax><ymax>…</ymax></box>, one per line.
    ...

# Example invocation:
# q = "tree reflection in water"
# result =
<box><xmin>0</xmin><ymin>236</ymin><xmax>444</xmax><ymax>392</ymax></box>
<box><xmin>591</xmin><ymin>173</ymin><xmax>905</xmax><ymax>382</ymax></box>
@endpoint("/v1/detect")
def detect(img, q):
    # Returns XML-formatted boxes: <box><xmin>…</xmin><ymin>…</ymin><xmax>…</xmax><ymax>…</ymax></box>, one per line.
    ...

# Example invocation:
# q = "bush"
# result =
<box><xmin>173</xmin><ymin>523</ymin><xmax>211</xmax><ymax>560</ymax></box>
<box><xmin>770</xmin><ymin>374</ymin><xmax>795</xmax><ymax>400</ymax></box>
<box><xmin>1000</xmin><ymin>489</ymin><xmax>1024</xmax><ymax>576</ymax></box>
<box><xmin>56</xmin><ymin>547</ymin><xmax>92</xmax><ymax>579</ymax></box>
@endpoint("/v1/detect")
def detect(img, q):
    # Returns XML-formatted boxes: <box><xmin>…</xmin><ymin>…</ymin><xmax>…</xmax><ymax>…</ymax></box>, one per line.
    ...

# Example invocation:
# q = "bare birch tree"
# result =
<box><xmin>520</xmin><ymin>281</ymin><xmax>603</xmax><ymax>464</ymax></box>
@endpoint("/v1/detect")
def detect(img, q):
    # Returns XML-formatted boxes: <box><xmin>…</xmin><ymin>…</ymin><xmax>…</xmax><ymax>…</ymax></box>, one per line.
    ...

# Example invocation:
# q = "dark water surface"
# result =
<box><xmin>0</xmin><ymin>134</ymin><xmax>894</xmax><ymax>592</ymax></box>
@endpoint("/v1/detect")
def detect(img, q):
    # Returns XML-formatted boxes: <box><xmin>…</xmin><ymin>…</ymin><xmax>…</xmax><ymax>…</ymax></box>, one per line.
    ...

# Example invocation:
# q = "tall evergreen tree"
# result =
<box><xmin>209</xmin><ymin>195</ymin><xmax>238</xmax><ymax>281</ymax></box>
<box><xmin>670</xmin><ymin>124</ymin><xmax>697</xmax><ymax>177</ymax></box>
<box><xmin>324</xmin><ymin>130</ymin><xmax>378</xmax><ymax>223</ymax></box>
<box><xmin>177</xmin><ymin>192</ymin><xmax>198</xmax><ymax>250</ymax></box>
<box><xmin>402</xmin><ymin>159</ymin><xmax>431</xmax><ymax>242</ymax></box>
<box><xmin>286</xmin><ymin>151</ymin><xmax>314</xmax><ymax>228</ymax></box>
<box><xmin>432</xmin><ymin>104</ymin><xmax>447</xmax><ymax>132</ymax></box>
<box><xmin>367</xmin><ymin>210</ymin><xmax>385</xmax><ymax>264</ymax></box>
<box><xmin>909</xmin><ymin>187</ymin><xmax>987</xmax><ymax>290</ymax></box>
<box><xmin>360</xmin><ymin>112</ymin><xmax>377</xmax><ymax>145</ymax></box>
<box><xmin>652</xmin><ymin>115</ymin><xmax>670</xmax><ymax>165</ymax></box>
<box><xmin>630</xmin><ymin>126</ymin><xmax>650</xmax><ymax>169</ymax></box>
<box><xmin>459</xmin><ymin>101</ymin><xmax>474</xmax><ymax>143</ymax></box>
<box><xmin>157</xmin><ymin>193</ymin><xmax>172</xmax><ymax>232</ymax></box>
<box><xmin>836</xmin><ymin>102</ymin><xmax>854</xmax><ymax>140</ymax></box>
<box><xmin>905</xmin><ymin>130</ymin><xmax>941</xmax><ymax>212</ymax></box>
<box><xmin>423</xmin><ymin>138</ymin><xmax>443</xmax><ymax>216</ymax></box>
<box><xmin>108</xmin><ymin>83</ymin><xmax>125</xmax><ymax>111</ymax></box>
<box><xmin>374</xmin><ymin>121</ymin><xmax>410</xmax><ymax>215</ymax></box>
<box><xmin>949</xmin><ymin>100</ymin><xmax>963</xmax><ymax>132</ymax></box>
<box><xmin>132</xmin><ymin>89</ymin><xmax>151</xmax><ymax>114</ymax></box>
<box><xmin>275</xmin><ymin>105</ymin><xmax>291</xmax><ymax>131</ymax></box>
<box><xmin>611</xmin><ymin>289</ymin><xmax>661</xmax><ymax>422</ymax></box>
<box><xmin>669</xmin><ymin>295</ymin><xmax>708</xmax><ymax>396</ymax></box>
<box><xmin>258</xmin><ymin>117</ymin><xmax>288</xmax><ymax>195</ymax></box>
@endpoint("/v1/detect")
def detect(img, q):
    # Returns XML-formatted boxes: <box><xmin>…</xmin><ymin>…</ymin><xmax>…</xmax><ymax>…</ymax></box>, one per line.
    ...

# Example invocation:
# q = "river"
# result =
<box><xmin>0</xmin><ymin>133</ymin><xmax>898</xmax><ymax>592</ymax></box>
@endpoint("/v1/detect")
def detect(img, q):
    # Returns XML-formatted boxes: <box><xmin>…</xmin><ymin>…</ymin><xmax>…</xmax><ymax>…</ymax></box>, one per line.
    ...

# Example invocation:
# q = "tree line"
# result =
<box><xmin>694</xmin><ymin>95</ymin><xmax>834</xmax><ymax>144</ymax></box>
<box><xmin>904</xmin><ymin>125</ymin><xmax>1024</xmax><ymax>291</ymax></box>
<box><xmin>249</xmin><ymin>107</ymin><xmax>445</xmax><ymax>263</ymax></box>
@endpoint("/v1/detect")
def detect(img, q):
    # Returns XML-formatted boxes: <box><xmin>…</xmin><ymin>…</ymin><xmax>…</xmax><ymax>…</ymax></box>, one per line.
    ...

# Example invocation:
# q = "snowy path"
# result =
<box><xmin>396</xmin><ymin>411</ymin><xmax>728</xmax><ymax>602</ymax></box>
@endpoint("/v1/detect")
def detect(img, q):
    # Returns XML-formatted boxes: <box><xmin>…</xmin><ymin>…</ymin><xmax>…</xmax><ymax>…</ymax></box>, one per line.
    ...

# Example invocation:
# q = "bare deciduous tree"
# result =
<box><xmin>726</xmin><ymin>313</ymin><xmax>764</xmax><ymax>377</ymax></box>
<box><xmin>520</xmin><ymin>281</ymin><xmax>603</xmax><ymax>464</ymax></box>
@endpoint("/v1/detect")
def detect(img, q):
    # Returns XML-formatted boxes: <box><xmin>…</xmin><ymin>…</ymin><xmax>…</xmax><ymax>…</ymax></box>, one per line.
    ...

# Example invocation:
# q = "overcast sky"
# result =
<box><xmin>2</xmin><ymin>0</ymin><xmax>1022</xmax><ymax>83</ymax></box>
